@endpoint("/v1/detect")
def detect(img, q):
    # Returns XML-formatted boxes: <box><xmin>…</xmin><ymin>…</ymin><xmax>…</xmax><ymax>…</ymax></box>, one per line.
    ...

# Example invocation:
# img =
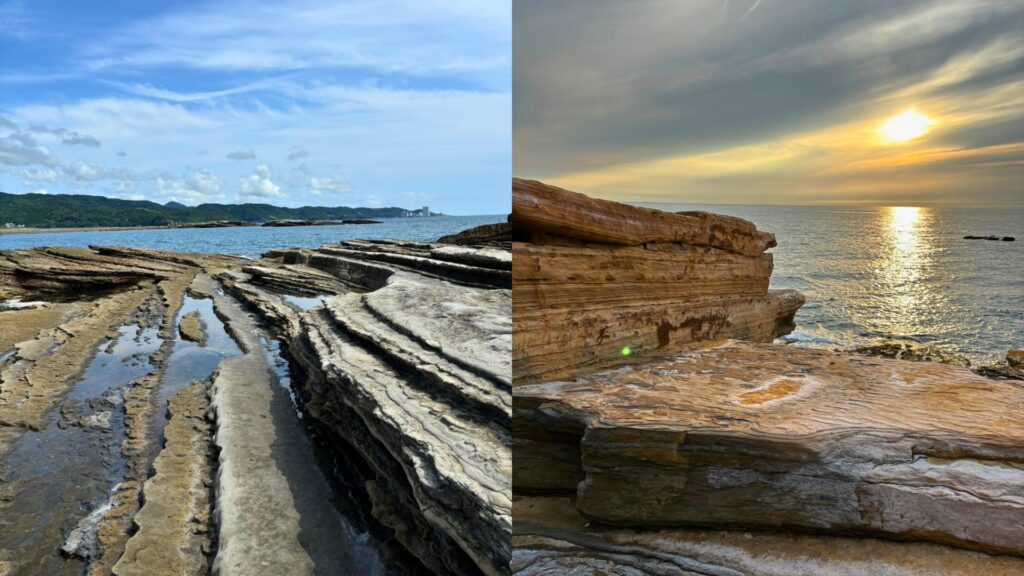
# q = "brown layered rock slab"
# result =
<box><xmin>512</xmin><ymin>178</ymin><xmax>776</xmax><ymax>255</ymax></box>
<box><xmin>511</xmin><ymin>180</ymin><xmax>802</xmax><ymax>383</ymax></box>
<box><xmin>515</xmin><ymin>291</ymin><xmax>802</xmax><ymax>383</ymax></box>
<box><xmin>513</xmin><ymin>340</ymin><xmax>1024</xmax><ymax>555</ymax></box>
<box><xmin>513</xmin><ymin>496</ymin><xmax>1024</xmax><ymax>576</ymax></box>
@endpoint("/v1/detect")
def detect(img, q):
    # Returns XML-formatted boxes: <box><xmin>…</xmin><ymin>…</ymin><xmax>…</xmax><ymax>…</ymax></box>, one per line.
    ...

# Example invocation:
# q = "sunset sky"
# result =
<box><xmin>514</xmin><ymin>0</ymin><xmax>1023</xmax><ymax>206</ymax></box>
<box><xmin>0</xmin><ymin>1</ymin><xmax>510</xmax><ymax>214</ymax></box>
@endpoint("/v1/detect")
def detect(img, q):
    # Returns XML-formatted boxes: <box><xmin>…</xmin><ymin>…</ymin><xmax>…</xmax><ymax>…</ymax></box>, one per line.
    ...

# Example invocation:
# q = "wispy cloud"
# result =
<box><xmin>515</xmin><ymin>0</ymin><xmax>1024</xmax><ymax>205</ymax></box>
<box><xmin>0</xmin><ymin>0</ymin><xmax>510</xmax><ymax>213</ymax></box>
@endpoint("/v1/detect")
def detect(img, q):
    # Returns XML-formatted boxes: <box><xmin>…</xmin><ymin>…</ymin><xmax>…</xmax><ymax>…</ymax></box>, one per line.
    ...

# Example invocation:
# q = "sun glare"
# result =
<box><xmin>880</xmin><ymin>111</ymin><xmax>931</xmax><ymax>143</ymax></box>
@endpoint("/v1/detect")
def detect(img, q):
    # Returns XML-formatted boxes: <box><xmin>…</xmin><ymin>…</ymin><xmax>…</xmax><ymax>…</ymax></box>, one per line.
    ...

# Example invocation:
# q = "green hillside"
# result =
<box><xmin>0</xmin><ymin>191</ymin><xmax>412</xmax><ymax>228</ymax></box>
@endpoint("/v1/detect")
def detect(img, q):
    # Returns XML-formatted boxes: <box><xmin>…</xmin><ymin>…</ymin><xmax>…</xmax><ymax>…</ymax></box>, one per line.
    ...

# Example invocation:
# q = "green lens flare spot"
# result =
<box><xmin>621</xmin><ymin>346</ymin><xmax>632</xmax><ymax>357</ymax></box>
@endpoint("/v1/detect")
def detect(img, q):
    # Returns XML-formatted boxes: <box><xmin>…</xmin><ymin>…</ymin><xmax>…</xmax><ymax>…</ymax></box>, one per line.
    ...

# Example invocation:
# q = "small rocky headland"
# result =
<box><xmin>511</xmin><ymin>179</ymin><xmax>1024</xmax><ymax>575</ymax></box>
<box><xmin>0</xmin><ymin>224</ymin><xmax>511</xmax><ymax>575</ymax></box>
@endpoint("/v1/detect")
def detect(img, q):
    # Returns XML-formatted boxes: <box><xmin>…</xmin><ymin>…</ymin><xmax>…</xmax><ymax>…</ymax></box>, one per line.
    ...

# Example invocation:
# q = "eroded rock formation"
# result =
<box><xmin>219</xmin><ymin>238</ymin><xmax>512</xmax><ymax>576</ymax></box>
<box><xmin>513</xmin><ymin>497</ymin><xmax>1024</xmax><ymax>576</ymax></box>
<box><xmin>0</xmin><ymin>230</ymin><xmax>510</xmax><ymax>576</ymax></box>
<box><xmin>511</xmin><ymin>181</ymin><xmax>1024</xmax><ymax>573</ymax></box>
<box><xmin>515</xmin><ymin>341</ymin><xmax>1024</xmax><ymax>555</ymax></box>
<box><xmin>511</xmin><ymin>178</ymin><xmax>802</xmax><ymax>383</ymax></box>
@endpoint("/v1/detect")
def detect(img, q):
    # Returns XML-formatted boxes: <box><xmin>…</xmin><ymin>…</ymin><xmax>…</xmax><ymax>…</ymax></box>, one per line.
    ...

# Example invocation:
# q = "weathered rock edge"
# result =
<box><xmin>218</xmin><ymin>237</ymin><xmax>513</xmax><ymax>575</ymax></box>
<box><xmin>512</xmin><ymin>496</ymin><xmax>1024</xmax><ymax>576</ymax></box>
<box><xmin>514</xmin><ymin>340</ymin><xmax>1024</xmax><ymax>556</ymax></box>
<box><xmin>511</xmin><ymin>179</ymin><xmax>802</xmax><ymax>383</ymax></box>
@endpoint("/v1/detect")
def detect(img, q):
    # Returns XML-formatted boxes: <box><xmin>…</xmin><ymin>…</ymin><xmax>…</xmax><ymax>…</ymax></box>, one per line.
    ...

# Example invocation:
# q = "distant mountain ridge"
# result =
<box><xmin>0</xmin><ymin>191</ymin><xmax>413</xmax><ymax>228</ymax></box>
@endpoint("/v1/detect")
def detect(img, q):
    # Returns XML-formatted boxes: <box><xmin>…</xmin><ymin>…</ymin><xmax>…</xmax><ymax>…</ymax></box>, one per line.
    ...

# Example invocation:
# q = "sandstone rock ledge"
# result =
<box><xmin>513</xmin><ymin>496</ymin><xmax>1024</xmax><ymax>576</ymax></box>
<box><xmin>511</xmin><ymin>178</ymin><xmax>802</xmax><ymax>383</ymax></box>
<box><xmin>515</xmin><ymin>341</ymin><xmax>1024</xmax><ymax>556</ymax></box>
<box><xmin>511</xmin><ymin>181</ymin><xmax>1024</xmax><ymax>573</ymax></box>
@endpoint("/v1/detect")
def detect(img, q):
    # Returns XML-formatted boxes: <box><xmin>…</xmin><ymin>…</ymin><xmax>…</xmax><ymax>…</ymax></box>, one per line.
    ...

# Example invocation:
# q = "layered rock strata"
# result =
<box><xmin>1</xmin><ymin>232</ymin><xmax>510</xmax><ymax>576</ymax></box>
<box><xmin>113</xmin><ymin>380</ymin><xmax>214</xmax><ymax>576</ymax></box>
<box><xmin>218</xmin><ymin>238</ymin><xmax>513</xmax><ymax>576</ymax></box>
<box><xmin>515</xmin><ymin>340</ymin><xmax>1024</xmax><ymax>555</ymax></box>
<box><xmin>511</xmin><ymin>182</ymin><xmax>1024</xmax><ymax>571</ymax></box>
<box><xmin>513</xmin><ymin>496</ymin><xmax>1024</xmax><ymax>576</ymax></box>
<box><xmin>511</xmin><ymin>178</ymin><xmax>803</xmax><ymax>383</ymax></box>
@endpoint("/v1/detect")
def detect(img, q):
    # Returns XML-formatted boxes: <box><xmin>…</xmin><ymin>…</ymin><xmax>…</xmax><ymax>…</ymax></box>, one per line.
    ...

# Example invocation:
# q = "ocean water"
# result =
<box><xmin>3</xmin><ymin>207</ymin><xmax>1021</xmax><ymax>365</ymax></box>
<box><xmin>0</xmin><ymin>215</ymin><xmax>505</xmax><ymax>259</ymax></box>
<box><xmin>639</xmin><ymin>203</ymin><xmax>1024</xmax><ymax>366</ymax></box>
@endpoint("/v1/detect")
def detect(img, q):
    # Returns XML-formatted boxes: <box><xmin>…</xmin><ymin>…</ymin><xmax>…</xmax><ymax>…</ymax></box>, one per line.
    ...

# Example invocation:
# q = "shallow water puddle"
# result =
<box><xmin>148</xmin><ymin>297</ymin><xmax>240</xmax><ymax>452</ymax></box>
<box><xmin>282</xmin><ymin>294</ymin><xmax>324</xmax><ymax>310</ymax></box>
<box><xmin>0</xmin><ymin>325</ymin><xmax>159</xmax><ymax>575</ymax></box>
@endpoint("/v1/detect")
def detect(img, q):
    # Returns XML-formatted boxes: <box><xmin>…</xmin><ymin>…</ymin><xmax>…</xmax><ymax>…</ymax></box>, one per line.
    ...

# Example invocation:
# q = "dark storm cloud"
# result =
<box><xmin>514</xmin><ymin>0</ymin><xmax>1024</xmax><ymax>204</ymax></box>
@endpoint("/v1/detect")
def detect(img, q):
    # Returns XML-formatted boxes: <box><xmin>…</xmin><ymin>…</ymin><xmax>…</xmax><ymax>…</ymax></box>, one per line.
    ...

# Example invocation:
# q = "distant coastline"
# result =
<box><xmin>1</xmin><ymin>225</ymin><xmax>174</xmax><ymax>236</ymax></box>
<box><xmin>0</xmin><ymin>219</ymin><xmax>385</xmax><ymax>236</ymax></box>
<box><xmin>0</xmin><ymin>190</ymin><xmax>434</xmax><ymax>230</ymax></box>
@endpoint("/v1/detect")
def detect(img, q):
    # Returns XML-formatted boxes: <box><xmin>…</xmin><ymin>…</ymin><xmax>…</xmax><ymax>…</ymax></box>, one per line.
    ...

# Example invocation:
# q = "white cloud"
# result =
<box><xmin>26</xmin><ymin>124</ymin><xmax>102</xmax><ymax>147</ymax></box>
<box><xmin>11</xmin><ymin>98</ymin><xmax>213</xmax><ymax>140</ymax></box>
<box><xmin>185</xmin><ymin>169</ymin><xmax>224</xmax><ymax>196</ymax></box>
<box><xmin>22</xmin><ymin>166</ymin><xmax>59</xmax><ymax>182</ymax></box>
<box><xmin>157</xmin><ymin>168</ymin><xmax>227</xmax><ymax>204</ymax></box>
<box><xmin>65</xmin><ymin>162</ymin><xmax>106</xmax><ymax>181</ymax></box>
<box><xmin>113</xmin><ymin>80</ymin><xmax>275</xmax><ymax>102</ymax></box>
<box><xmin>308</xmin><ymin>175</ymin><xmax>351</xmax><ymax>195</ymax></box>
<box><xmin>226</xmin><ymin>149</ymin><xmax>256</xmax><ymax>160</ymax></box>
<box><xmin>0</xmin><ymin>132</ymin><xmax>56</xmax><ymax>166</ymax></box>
<box><xmin>238</xmin><ymin>164</ymin><xmax>284</xmax><ymax>198</ymax></box>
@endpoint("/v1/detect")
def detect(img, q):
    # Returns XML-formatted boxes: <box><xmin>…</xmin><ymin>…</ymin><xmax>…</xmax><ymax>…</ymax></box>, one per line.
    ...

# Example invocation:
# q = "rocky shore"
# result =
<box><xmin>0</xmin><ymin>225</ymin><xmax>511</xmax><ymax>575</ymax></box>
<box><xmin>511</xmin><ymin>180</ymin><xmax>1024</xmax><ymax>574</ymax></box>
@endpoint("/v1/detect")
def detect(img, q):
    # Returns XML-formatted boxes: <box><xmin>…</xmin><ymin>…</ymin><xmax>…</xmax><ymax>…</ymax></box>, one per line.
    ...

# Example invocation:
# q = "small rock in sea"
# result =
<box><xmin>963</xmin><ymin>235</ymin><xmax>1014</xmax><ymax>241</ymax></box>
<box><xmin>853</xmin><ymin>341</ymin><xmax>971</xmax><ymax>368</ymax></box>
<box><xmin>1008</xmin><ymin>349</ymin><xmax>1024</xmax><ymax>368</ymax></box>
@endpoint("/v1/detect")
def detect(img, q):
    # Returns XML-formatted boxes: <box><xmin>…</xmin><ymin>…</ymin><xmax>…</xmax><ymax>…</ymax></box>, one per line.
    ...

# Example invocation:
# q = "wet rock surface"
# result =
<box><xmin>113</xmin><ymin>380</ymin><xmax>214</xmax><ymax>576</ymax></box>
<box><xmin>853</xmin><ymin>340</ymin><xmax>973</xmax><ymax>367</ymax></box>
<box><xmin>178</xmin><ymin>310</ymin><xmax>207</xmax><ymax>345</ymax></box>
<box><xmin>1</xmin><ymin>231</ymin><xmax>510</xmax><ymax>575</ymax></box>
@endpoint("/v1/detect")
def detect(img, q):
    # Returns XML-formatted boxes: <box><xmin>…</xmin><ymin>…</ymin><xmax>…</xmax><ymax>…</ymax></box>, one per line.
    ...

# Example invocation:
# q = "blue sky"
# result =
<box><xmin>0</xmin><ymin>0</ymin><xmax>510</xmax><ymax>214</ymax></box>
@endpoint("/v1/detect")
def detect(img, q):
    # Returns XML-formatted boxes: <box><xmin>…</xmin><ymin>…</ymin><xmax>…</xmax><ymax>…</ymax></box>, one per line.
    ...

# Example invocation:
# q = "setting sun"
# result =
<box><xmin>880</xmin><ymin>110</ymin><xmax>932</xmax><ymax>143</ymax></box>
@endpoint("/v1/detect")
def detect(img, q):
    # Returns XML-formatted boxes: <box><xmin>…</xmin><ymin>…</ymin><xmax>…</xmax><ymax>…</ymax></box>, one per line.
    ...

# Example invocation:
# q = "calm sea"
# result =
<box><xmin>638</xmin><ymin>204</ymin><xmax>1024</xmax><ymax>366</ymax></box>
<box><xmin>3</xmin><ymin>208</ymin><xmax>1021</xmax><ymax>364</ymax></box>
<box><xmin>0</xmin><ymin>215</ymin><xmax>505</xmax><ymax>259</ymax></box>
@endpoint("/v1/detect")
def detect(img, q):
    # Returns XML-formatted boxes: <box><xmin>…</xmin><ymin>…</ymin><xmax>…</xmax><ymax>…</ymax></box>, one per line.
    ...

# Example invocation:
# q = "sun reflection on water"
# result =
<box><xmin>876</xmin><ymin>206</ymin><xmax>936</xmax><ymax>338</ymax></box>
